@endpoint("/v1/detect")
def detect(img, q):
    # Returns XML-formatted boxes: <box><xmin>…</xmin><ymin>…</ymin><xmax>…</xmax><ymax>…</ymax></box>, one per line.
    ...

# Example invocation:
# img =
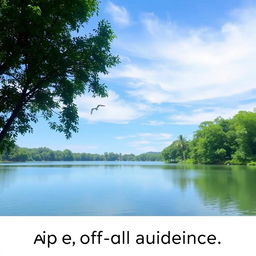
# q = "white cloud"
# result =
<box><xmin>52</xmin><ymin>144</ymin><xmax>98</xmax><ymax>153</ymax></box>
<box><xmin>115</xmin><ymin>132</ymin><xmax>172</xmax><ymax>152</ymax></box>
<box><xmin>116</xmin><ymin>133</ymin><xmax>172</xmax><ymax>140</ymax></box>
<box><xmin>111</xmin><ymin>8</ymin><xmax>256</xmax><ymax>103</ymax></box>
<box><xmin>139</xmin><ymin>133</ymin><xmax>172</xmax><ymax>140</ymax></box>
<box><xmin>106</xmin><ymin>2</ymin><xmax>130</xmax><ymax>26</ymax></box>
<box><xmin>76</xmin><ymin>90</ymin><xmax>147</xmax><ymax>124</ymax></box>
<box><xmin>115</xmin><ymin>135</ymin><xmax>136</xmax><ymax>140</ymax></box>
<box><xmin>143</xmin><ymin>120</ymin><xmax>168</xmax><ymax>126</ymax></box>
<box><xmin>170</xmin><ymin>103</ymin><xmax>256</xmax><ymax>125</ymax></box>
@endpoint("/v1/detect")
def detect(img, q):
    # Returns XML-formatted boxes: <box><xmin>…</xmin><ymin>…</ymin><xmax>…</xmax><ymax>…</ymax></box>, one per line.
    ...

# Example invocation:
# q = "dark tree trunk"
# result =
<box><xmin>0</xmin><ymin>87</ymin><xmax>28</xmax><ymax>144</ymax></box>
<box><xmin>0</xmin><ymin>103</ymin><xmax>23</xmax><ymax>143</ymax></box>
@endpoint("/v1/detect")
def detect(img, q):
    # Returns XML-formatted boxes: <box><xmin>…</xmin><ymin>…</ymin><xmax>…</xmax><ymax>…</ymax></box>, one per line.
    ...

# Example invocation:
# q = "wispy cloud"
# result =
<box><xmin>116</xmin><ymin>133</ymin><xmax>172</xmax><ymax>140</ymax></box>
<box><xmin>115</xmin><ymin>133</ymin><xmax>172</xmax><ymax>152</ymax></box>
<box><xmin>76</xmin><ymin>90</ymin><xmax>148</xmax><ymax>124</ymax></box>
<box><xmin>169</xmin><ymin>103</ymin><xmax>256</xmax><ymax>125</ymax></box>
<box><xmin>110</xmin><ymin>8</ymin><xmax>256</xmax><ymax>104</ymax></box>
<box><xmin>143</xmin><ymin>120</ymin><xmax>169</xmax><ymax>126</ymax></box>
<box><xmin>52</xmin><ymin>144</ymin><xmax>98</xmax><ymax>153</ymax></box>
<box><xmin>106</xmin><ymin>2</ymin><xmax>130</xmax><ymax>26</ymax></box>
<box><xmin>80</xmin><ymin>6</ymin><xmax>256</xmax><ymax>127</ymax></box>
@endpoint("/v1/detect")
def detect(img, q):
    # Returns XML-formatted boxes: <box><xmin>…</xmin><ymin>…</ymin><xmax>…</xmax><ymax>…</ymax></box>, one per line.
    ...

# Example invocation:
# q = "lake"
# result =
<box><xmin>0</xmin><ymin>161</ymin><xmax>256</xmax><ymax>215</ymax></box>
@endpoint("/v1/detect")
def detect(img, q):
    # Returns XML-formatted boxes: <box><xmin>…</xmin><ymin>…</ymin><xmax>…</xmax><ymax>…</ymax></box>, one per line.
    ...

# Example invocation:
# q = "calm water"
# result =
<box><xmin>0</xmin><ymin>161</ymin><xmax>256</xmax><ymax>216</ymax></box>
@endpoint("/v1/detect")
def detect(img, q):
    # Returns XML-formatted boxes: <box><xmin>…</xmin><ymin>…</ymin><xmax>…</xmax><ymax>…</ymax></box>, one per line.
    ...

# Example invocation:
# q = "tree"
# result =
<box><xmin>62</xmin><ymin>149</ymin><xmax>73</xmax><ymax>161</ymax></box>
<box><xmin>190</xmin><ymin>120</ymin><xmax>230</xmax><ymax>164</ymax></box>
<box><xmin>0</xmin><ymin>0</ymin><xmax>119</xmax><ymax>151</ymax></box>
<box><xmin>177</xmin><ymin>135</ymin><xmax>187</xmax><ymax>160</ymax></box>
<box><xmin>162</xmin><ymin>111</ymin><xmax>256</xmax><ymax>165</ymax></box>
<box><xmin>230</xmin><ymin>111</ymin><xmax>256</xmax><ymax>164</ymax></box>
<box><xmin>162</xmin><ymin>137</ymin><xmax>189</xmax><ymax>163</ymax></box>
<box><xmin>162</xmin><ymin>141</ymin><xmax>181</xmax><ymax>163</ymax></box>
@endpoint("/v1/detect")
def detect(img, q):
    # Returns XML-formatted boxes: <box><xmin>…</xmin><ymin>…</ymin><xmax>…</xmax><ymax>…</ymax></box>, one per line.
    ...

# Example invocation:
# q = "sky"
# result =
<box><xmin>17</xmin><ymin>0</ymin><xmax>256</xmax><ymax>154</ymax></box>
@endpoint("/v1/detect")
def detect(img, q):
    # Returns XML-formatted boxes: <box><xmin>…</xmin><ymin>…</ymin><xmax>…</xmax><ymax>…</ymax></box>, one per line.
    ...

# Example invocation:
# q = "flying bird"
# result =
<box><xmin>90</xmin><ymin>104</ymin><xmax>105</xmax><ymax>115</ymax></box>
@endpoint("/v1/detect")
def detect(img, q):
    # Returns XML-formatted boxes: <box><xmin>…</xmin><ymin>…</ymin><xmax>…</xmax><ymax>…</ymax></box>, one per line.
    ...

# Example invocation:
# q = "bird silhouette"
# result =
<box><xmin>90</xmin><ymin>104</ymin><xmax>105</xmax><ymax>115</ymax></box>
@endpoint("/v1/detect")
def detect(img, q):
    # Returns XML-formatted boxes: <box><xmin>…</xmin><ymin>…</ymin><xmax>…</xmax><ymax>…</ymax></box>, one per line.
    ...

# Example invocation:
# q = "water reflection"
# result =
<box><xmin>0</xmin><ymin>162</ymin><xmax>256</xmax><ymax>215</ymax></box>
<box><xmin>193</xmin><ymin>165</ymin><xmax>256</xmax><ymax>215</ymax></box>
<box><xmin>0</xmin><ymin>167</ymin><xmax>17</xmax><ymax>191</ymax></box>
<box><xmin>160</xmin><ymin>164</ymin><xmax>256</xmax><ymax>215</ymax></box>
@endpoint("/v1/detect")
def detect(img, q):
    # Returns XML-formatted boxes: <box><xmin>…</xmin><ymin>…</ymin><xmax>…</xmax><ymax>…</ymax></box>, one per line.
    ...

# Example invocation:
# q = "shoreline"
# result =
<box><xmin>1</xmin><ymin>160</ymin><xmax>256</xmax><ymax>167</ymax></box>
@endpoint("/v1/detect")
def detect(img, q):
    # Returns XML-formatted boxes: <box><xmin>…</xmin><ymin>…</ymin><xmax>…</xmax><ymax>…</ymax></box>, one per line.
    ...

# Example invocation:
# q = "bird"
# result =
<box><xmin>90</xmin><ymin>104</ymin><xmax>105</xmax><ymax>115</ymax></box>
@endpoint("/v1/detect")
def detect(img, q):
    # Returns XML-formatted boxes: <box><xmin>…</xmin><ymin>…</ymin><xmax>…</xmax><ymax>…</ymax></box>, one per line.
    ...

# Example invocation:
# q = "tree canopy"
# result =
<box><xmin>162</xmin><ymin>135</ymin><xmax>189</xmax><ymax>163</ymax></box>
<box><xmin>0</xmin><ymin>0</ymin><xmax>119</xmax><ymax>151</ymax></box>
<box><xmin>0</xmin><ymin>146</ymin><xmax>163</xmax><ymax>162</ymax></box>
<box><xmin>162</xmin><ymin>111</ymin><xmax>256</xmax><ymax>165</ymax></box>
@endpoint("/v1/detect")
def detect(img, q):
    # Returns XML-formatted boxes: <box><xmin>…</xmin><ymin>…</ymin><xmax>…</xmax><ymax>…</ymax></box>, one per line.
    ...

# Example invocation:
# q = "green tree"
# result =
<box><xmin>229</xmin><ymin>111</ymin><xmax>256</xmax><ymax>164</ymax></box>
<box><xmin>191</xmin><ymin>120</ymin><xmax>230</xmax><ymax>164</ymax></box>
<box><xmin>162</xmin><ymin>142</ymin><xmax>180</xmax><ymax>163</ymax></box>
<box><xmin>162</xmin><ymin>137</ymin><xmax>189</xmax><ymax>163</ymax></box>
<box><xmin>62</xmin><ymin>149</ymin><xmax>73</xmax><ymax>161</ymax></box>
<box><xmin>177</xmin><ymin>135</ymin><xmax>188</xmax><ymax>160</ymax></box>
<box><xmin>162</xmin><ymin>111</ymin><xmax>256</xmax><ymax>165</ymax></box>
<box><xmin>0</xmin><ymin>0</ymin><xmax>119</xmax><ymax>151</ymax></box>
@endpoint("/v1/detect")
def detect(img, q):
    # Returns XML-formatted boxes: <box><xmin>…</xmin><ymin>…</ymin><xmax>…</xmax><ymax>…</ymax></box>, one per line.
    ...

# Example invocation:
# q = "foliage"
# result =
<box><xmin>136</xmin><ymin>152</ymin><xmax>163</xmax><ymax>161</ymax></box>
<box><xmin>190</xmin><ymin>118</ymin><xmax>232</xmax><ymax>164</ymax></box>
<box><xmin>161</xmin><ymin>135</ymin><xmax>189</xmax><ymax>163</ymax></box>
<box><xmin>247</xmin><ymin>161</ymin><xmax>256</xmax><ymax>166</ymax></box>
<box><xmin>0</xmin><ymin>0</ymin><xmax>119</xmax><ymax>151</ymax></box>
<box><xmin>162</xmin><ymin>111</ymin><xmax>256</xmax><ymax>165</ymax></box>
<box><xmin>193</xmin><ymin>165</ymin><xmax>256</xmax><ymax>214</ymax></box>
<box><xmin>230</xmin><ymin>111</ymin><xmax>256</xmax><ymax>164</ymax></box>
<box><xmin>0</xmin><ymin>146</ymin><xmax>163</xmax><ymax>162</ymax></box>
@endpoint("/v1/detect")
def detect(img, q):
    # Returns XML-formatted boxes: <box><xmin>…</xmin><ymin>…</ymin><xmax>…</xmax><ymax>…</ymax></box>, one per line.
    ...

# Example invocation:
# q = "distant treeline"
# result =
<box><xmin>162</xmin><ymin>111</ymin><xmax>256</xmax><ymax>165</ymax></box>
<box><xmin>0</xmin><ymin>146</ymin><xmax>162</xmax><ymax>162</ymax></box>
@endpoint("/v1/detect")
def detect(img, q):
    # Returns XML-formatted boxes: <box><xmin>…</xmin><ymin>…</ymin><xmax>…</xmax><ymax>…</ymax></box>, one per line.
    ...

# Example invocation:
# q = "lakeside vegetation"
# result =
<box><xmin>162</xmin><ymin>111</ymin><xmax>256</xmax><ymax>165</ymax></box>
<box><xmin>0</xmin><ymin>146</ymin><xmax>162</xmax><ymax>162</ymax></box>
<box><xmin>1</xmin><ymin>110</ymin><xmax>256</xmax><ymax>165</ymax></box>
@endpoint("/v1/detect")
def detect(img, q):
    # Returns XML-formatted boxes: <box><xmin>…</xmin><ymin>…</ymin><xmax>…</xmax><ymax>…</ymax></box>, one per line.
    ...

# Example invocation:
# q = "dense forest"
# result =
<box><xmin>162</xmin><ymin>111</ymin><xmax>256</xmax><ymax>165</ymax></box>
<box><xmin>0</xmin><ymin>146</ymin><xmax>162</xmax><ymax>162</ymax></box>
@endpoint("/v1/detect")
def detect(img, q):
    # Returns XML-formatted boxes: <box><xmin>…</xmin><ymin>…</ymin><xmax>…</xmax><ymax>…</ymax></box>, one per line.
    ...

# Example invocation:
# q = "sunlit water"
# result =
<box><xmin>0</xmin><ymin>161</ymin><xmax>256</xmax><ymax>215</ymax></box>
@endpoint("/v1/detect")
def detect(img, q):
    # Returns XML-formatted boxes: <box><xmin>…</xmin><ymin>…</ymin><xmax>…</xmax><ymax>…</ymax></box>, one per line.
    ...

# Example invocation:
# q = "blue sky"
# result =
<box><xmin>17</xmin><ymin>0</ymin><xmax>256</xmax><ymax>154</ymax></box>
